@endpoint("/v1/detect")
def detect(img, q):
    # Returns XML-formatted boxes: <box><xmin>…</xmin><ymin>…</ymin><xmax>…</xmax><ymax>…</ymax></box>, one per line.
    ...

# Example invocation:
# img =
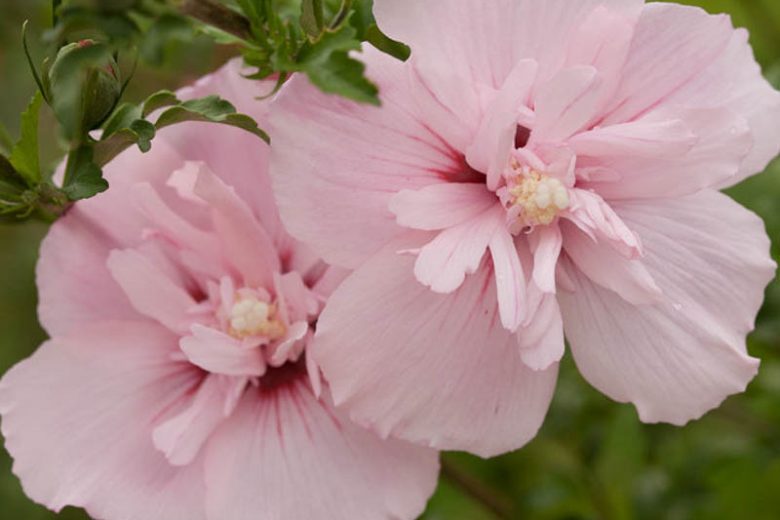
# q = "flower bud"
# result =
<box><xmin>47</xmin><ymin>40</ymin><xmax>122</xmax><ymax>140</ymax></box>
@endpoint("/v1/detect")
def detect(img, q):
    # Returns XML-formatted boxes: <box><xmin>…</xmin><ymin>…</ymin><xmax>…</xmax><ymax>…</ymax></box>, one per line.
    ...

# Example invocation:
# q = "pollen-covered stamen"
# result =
<box><xmin>228</xmin><ymin>297</ymin><xmax>287</xmax><ymax>340</ymax></box>
<box><xmin>508</xmin><ymin>170</ymin><xmax>570</xmax><ymax>227</ymax></box>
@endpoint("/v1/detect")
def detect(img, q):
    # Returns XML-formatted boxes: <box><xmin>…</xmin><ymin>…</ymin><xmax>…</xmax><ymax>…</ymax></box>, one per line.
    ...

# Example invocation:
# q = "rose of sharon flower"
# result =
<box><xmin>268</xmin><ymin>0</ymin><xmax>780</xmax><ymax>457</ymax></box>
<box><xmin>0</xmin><ymin>62</ymin><xmax>438</xmax><ymax>520</ymax></box>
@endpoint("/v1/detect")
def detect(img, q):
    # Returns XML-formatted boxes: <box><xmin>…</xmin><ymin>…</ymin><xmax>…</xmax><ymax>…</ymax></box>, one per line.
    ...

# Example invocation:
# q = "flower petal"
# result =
<box><xmin>577</xmin><ymin>108</ymin><xmax>751</xmax><ymax>199</ymax></box>
<box><xmin>389</xmin><ymin>182</ymin><xmax>496</xmax><ymax>231</ymax></box>
<box><xmin>36</xmin><ymin>209</ymin><xmax>137</xmax><ymax>336</ymax></box>
<box><xmin>561</xmin><ymin>221</ymin><xmax>663</xmax><ymax>306</ymax></box>
<box><xmin>180</xmin><ymin>325</ymin><xmax>266</xmax><ymax>377</ymax></box>
<box><xmin>530</xmin><ymin>66</ymin><xmax>604</xmax><ymax>144</ymax></box>
<box><xmin>186</xmin><ymin>162</ymin><xmax>280</xmax><ymax>288</ymax></box>
<box><xmin>602</xmin><ymin>3</ymin><xmax>734</xmax><ymax>125</ymax></box>
<box><xmin>313</xmin><ymin>244</ymin><xmax>558</xmax><ymax>457</ymax></box>
<box><xmin>466</xmin><ymin>59</ymin><xmax>538</xmax><ymax>190</ymax></box>
<box><xmin>0</xmin><ymin>321</ymin><xmax>207</xmax><ymax>520</ymax></box>
<box><xmin>559</xmin><ymin>191</ymin><xmax>775</xmax><ymax>425</ymax></box>
<box><xmin>489</xmin><ymin>227</ymin><xmax>527</xmax><ymax>331</ymax></box>
<box><xmin>269</xmin><ymin>46</ymin><xmax>463</xmax><ymax>269</ymax></box>
<box><xmin>517</xmin><ymin>293</ymin><xmax>565</xmax><ymax>371</ymax></box>
<box><xmin>374</xmin><ymin>0</ymin><xmax>643</xmax><ymax>90</ymax></box>
<box><xmin>203</xmin><ymin>381</ymin><xmax>439</xmax><ymax>520</ymax></box>
<box><xmin>153</xmin><ymin>374</ymin><xmax>242</xmax><ymax>467</ymax></box>
<box><xmin>107</xmin><ymin>248</ymin><xmax>198</xmax><ymax>335</ymax></box>
<box><xmin>414</xmin><ymin>207</ymin><xmax>503</xmax><ymax>293</ymax></box>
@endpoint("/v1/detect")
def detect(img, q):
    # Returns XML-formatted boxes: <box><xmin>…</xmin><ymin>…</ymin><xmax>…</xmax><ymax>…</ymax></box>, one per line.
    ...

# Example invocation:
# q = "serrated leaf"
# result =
<box><xmin>154</xmin><ymin>96</ymin><xmax>269</xmax><ymax>142</ymax></box>
<box><xmin>297</xmin><ymin>23</ymin><xmax>361</xmax><ymax>64</ymax></box>
<box><xmin>0</xmin><ymin>155</ymin><xmax>25</xmax><ymax>201</ymax></box>
<box><xmin>142</xmin><ymin>90</ymin><xmax>179</xmax><ymax>118</ymax></box>
<box><xmin>94</xmin><ymin>119</ymin><xmax>155</xmax><ymax>166</ymax></box>
<box><xmin>0</xmin><ymin>125</ymin><xmax>14</xmax><ymax>156</ymax></box>
<box><xmin>301</xmin><ymin>0</ymin><xmax>325</xmax><ymax>38</ymax></box>
<box><xmin>61</xmin><ymin>146</ymin><xmax>108</xmax><ymax>201</ymax></box>
<box><xmin>9</xmin><ymin>92</ymin><xmax>43</xmax><ymax>187</ymax></box>
<box><xmin>365</xmin><ymin>23</ymin><xmax>410</xmax><ymax>61</ymax></box>
<box><xmin>305</xmin><ymin>51</ymin><xmax>379</xmax><ymax>105</ymax></box>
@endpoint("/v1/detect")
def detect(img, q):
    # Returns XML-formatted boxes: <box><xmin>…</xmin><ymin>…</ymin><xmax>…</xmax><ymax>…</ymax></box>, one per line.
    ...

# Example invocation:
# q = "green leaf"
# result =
<box><xmin>305</xmin><ymin>51</ymin><xmax>379</xmax><ymax>105</ymax></box>
<box><xmin>94</xmin><ymin>90</ymin><xmax>268</xmax><ymax>167</ymax></box>
<box><xmin>9</xmin><ymin>92</ymin><xmax>43</xmax><ymax>187</ymax></box>
<box><xmin>301</xmin><ymin>0</ymin><xmax>325</xmax><ymax>38</ymax></box>
<box><xmin>297</xmin><ymin>23</ymin><xmax>361</xmax><ymax>64</ymax></box>
<box><xmin>365</xmin><ymin>23</ymin><xmax>410</xmax><ymax>61</ymax></box>
<box><xmin>0</xmin><ymin>155</ymin><xmax>25</xmax><ymax>200</ymax></box>
<box><xmin>94</xmin><ymin>119</ymin><xmax>155</xmax><ymax>166</ymax></box>
<box><xmin>61</xmin><ymin>146</ymin><xmax>109</xmax><ymax>201</ymax></box>
<box><xmin>154</xmin><ymin>95</ymin><xmax>269</xmax><ymax>142</ymax></box>
<box><xmin>141</xmin><ymin>90</ymin><xmax>179</xmax><ymax>117</ymax></box>
<box><xmin>0</xmin><ymin>125</ymin><xmax>14</xmax><ymax>156</ymax></box>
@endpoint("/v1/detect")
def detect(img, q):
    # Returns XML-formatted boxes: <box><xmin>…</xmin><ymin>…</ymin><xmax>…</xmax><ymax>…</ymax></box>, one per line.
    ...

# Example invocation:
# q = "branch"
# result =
<box><xmin>441</xmin><ymin>459</ymin><xmax>514</xmax><ymax>520</ymax></box>
<box><xmin>174</xmin><ymin>0</ymin><xmax>253</xmax><ymax>41</ymax></box>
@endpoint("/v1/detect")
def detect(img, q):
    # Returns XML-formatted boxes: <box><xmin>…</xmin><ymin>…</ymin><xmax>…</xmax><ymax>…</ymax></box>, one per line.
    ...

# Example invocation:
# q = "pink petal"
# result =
<box><xmin>180</xmin><ymin>325</ymin><xmax>266</xmax><ymax>377</ymax></box>
<box><xmin>414</xmin><ymin>207</ymin><xmax>504</xmax><ymax>293</ymax></box>
<box><xmin>559</xmin><ymin>191</ymin><xmax>775</xmax><ymax>425</ymax></box>
<box><xmin>36</xmin><ymin>208</ymin><xmax>137</xmax><ymax>336</ymax></box>
<box><xmin>131</xmin><ymin>182</ymin><xmax>224</xmax><ymax>277</ymax></box>
<box><xmin>188</xmin><ymin>162</ymin><xmax>280</xmax><ymax>288</ymax></box>
<box><xmin>562</xmin><ymin>221</ymin><xmax>663</xmax><ymax>306</ymax></box>
<box><xmin>389</xmin><ymin>182</ymin><xmax>496</xmax><ymax>231</ymax></box>
<box><xmin>563</xmin><ymin>4</ymin><xmax>641</xmax><ymax>102</ymax></box>
<box><xmin>374</xmin><ymin>0</ymin><xmax>643</xmax><ymax>90</ymax></box>
<box><xmin>565</xmin><ymin>188</ymin><xmax>643</xmax><ymax>259</ymax></box>
<box><xmin>160</xmin><ymin>60</ymin><xmax>286</xmax><ymax>240</ymax></box>
<box><xmin>569</xmin><ymin>118</ymin><xmax>696</xmax><ymax>159</ymax></box>
<box><xmin>489</xmin><ymin>227</ymin><xmax>527</xmax><ymax>332</ymax></box>
<box><xmin>313</xmin><ymin>245</ymin><xmax>558</xmax><ymax>457</ymax></box>
<box><xmin>203</xmin><ymin>382</ymin><xmax>439</xmax><ymax>520</ymax></box>
<box><xmin>153</xmin><ymin>374</ymin><xmax>241</xmax><ymax>467</ymax></box>
<box><xmin>466</xmin><ymin>59</ymin><xmax>538</xmax><ymax>190</ymax></box>
<box><xmin>665</xmin><ymin>28</ymin><xmax>780</xmax><ymax>186</ymax></box>
<box><xmin>517</xmin><ymin>294</ymin><xmax>565</xmax><ymax>371</ymax></box>
<box><xmin>601</xmin><ymin>3</ymin><xmax>734</xmax><ymax>125</ymax></box>
<box><xmin>577</xmin><ymin>108</ymin><xmax>752</xmax><ymax>199</ymax></box>
<box><xmin>107</xmin><ymin>248</ymin><xmax>197</xmax><ymax>335</ymax></box>
<box><xmin>269</xmin><ymin>46</ymin><xmax>463</xmax><ymax>269</ymax></box>
<box><xmin>529</xmin><ymin>226</ymin><xmax>563</xmax><ymax>293</ymax></box>
<box><xmin>530</xmin><ymin>66</ymin><xmax>604</xmax><ymax>144</ymax></box>
<box><xmin>0</xmin><ymin>321</ymin><xmax>207</xmax><ymax>520</ymax></box>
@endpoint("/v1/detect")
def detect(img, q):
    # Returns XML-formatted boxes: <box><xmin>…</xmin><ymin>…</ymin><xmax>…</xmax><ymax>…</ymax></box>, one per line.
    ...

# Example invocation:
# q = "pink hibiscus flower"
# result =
<box><xmin>0</xmin><ymin>61</ymin><xmax>438</xmax><ymax>520</ymax></box>
<box><xmin>268</xmin><ymin>0</ymin><xmax>780</xmax><ymax>457</ymax></box>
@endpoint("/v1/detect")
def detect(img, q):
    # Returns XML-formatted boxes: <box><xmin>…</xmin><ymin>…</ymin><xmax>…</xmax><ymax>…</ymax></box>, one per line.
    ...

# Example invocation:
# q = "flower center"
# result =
<box><xmin>508</xmin><ymin>170</ymin><xmax>569</xmax><ymax>227</ymax></box>
<box><xmin>228</xmin><ymin>296</ymin><xmax>286</xmax><ymax>340</ymax></box>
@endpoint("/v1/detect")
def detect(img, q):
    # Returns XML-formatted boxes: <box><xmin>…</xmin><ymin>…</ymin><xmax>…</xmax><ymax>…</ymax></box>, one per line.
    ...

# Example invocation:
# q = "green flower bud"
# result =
<box><xmin>47</xmin><ymin>40</ymin><xmax>122</xmax><ymax>141</ymax></box>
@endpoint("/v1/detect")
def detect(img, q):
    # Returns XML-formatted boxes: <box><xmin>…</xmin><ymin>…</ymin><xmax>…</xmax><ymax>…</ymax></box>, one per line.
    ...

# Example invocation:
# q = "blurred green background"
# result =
<box><xmin>1</xmin><ymin>1</ymin><xmax>780</xmax><ymax>519</ymax></box>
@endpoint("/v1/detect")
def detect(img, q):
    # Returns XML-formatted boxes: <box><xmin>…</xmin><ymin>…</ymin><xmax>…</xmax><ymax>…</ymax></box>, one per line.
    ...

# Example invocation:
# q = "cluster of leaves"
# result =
<box><xmin>1</xmin><ymin>0</ymin><xmax>412</xmax><ymax>223</ymax></box>
<box><xmin>0</xmin><ymin>0</ymin><xmax>271</xmax><ymax>221</ymax></box>
<box><xmin>230</xmin><ymin>0</ymin><xmax>408</xmax><ymax>105</ymax></box>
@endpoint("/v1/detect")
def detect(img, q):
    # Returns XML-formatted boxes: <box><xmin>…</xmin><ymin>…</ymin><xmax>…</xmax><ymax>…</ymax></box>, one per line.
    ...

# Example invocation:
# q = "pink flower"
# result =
<box><xmin>268</xmin><ymin>0</ymin><xmax>780</xmax><ymax>457</ymax></box>
<box><xmin>0</xmin><ymin>61</ymin><xmax>438</xmax><ymax>520</ymax></box>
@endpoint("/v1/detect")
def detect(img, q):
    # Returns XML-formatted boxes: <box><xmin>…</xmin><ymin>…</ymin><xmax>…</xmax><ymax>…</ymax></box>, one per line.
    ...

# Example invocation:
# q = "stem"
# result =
<box><xmin>175</xmin><ymin>0</ymin><xmax>253</xmax><ymax>41</ymax></box>
<box><xmin>441</xmin><ymin>459</ymin><xmax>514</xmax><ymax>520</ymax></box>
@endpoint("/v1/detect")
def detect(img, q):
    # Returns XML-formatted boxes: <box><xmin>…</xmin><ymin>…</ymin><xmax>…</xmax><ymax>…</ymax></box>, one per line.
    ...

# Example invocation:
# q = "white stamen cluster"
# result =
<box><xmin>508</xmin><ymin>170</ymin><xmax>570</xmax><ymax>227</ymax></box>
<box><xmin>229</xmin><ymin>297</ymin><xmax>286</xmax><ymax>339</ymax></box>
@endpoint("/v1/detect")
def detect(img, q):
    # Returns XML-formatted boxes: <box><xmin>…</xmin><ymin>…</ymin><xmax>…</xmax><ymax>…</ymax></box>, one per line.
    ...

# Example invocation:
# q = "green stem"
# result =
<box><xmin>441</xmin><ymin>459</ymin><xmax>514</xmax><ymax>520</ymax></box>
<box><xmin>174</xmin><ymin>0</ymin><xmax>253</xmax><ymax>41</ymax></box>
